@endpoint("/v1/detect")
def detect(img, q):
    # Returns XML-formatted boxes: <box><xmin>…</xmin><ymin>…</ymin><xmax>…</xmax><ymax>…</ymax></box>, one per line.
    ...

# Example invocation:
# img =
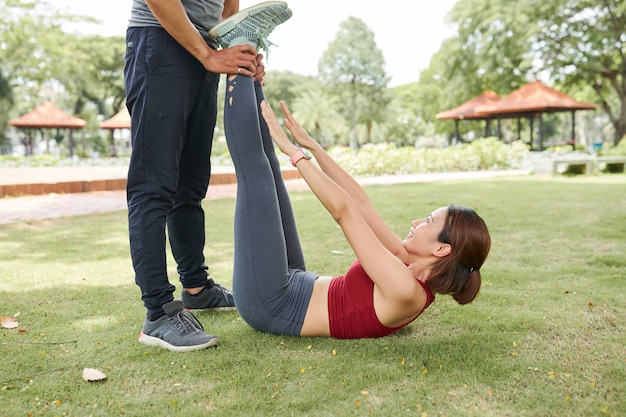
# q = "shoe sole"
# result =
<box><xmin>208</xmin><ymin>1</ymin><xmax>289</xmax><ymax>39</ymax></box>
<box><xmin>138</xmin><ymin>333</ymin><xmax>219</xmax><ymax>352</ymax></box>
<box><xmin>184</xmin><ymin>306</ymin><xmax>238</xmax><ymax>312</ymax></box>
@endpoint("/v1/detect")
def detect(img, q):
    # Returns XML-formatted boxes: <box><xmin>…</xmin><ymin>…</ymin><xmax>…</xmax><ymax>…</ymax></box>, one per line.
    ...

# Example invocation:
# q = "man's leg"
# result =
<box><xmin>125</xmin><ymin>27</ymin><xmax>218</xmax><ymax>350</ymax></box>
<box><xmin>126</xmin><ymin>27</ymin><xmax>185</xmax><ymax>315</ymax></box>
<box><xmin>169</xmin><ymin>72</ymin><xmax>235</xmax><ymax>310</ymax></box>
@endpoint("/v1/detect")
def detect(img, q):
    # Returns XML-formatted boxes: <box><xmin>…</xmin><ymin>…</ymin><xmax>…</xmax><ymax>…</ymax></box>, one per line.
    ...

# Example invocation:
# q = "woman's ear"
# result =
<box><xmin>433</xmin><ymin>243</ymin><xmax>451</xmax><ymax>258</ymax></box>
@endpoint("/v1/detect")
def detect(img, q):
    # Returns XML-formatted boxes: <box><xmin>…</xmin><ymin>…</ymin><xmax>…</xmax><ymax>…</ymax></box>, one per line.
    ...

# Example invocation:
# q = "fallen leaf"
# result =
<box><xmin>1</xmin><ymin>316</ymin><xmax>19</xmax><ymax>329</ymax></box>
<box><xmin>82</xmin><ymin>368</ymin><xmax>107</xmax><ymax>382</ymax></box>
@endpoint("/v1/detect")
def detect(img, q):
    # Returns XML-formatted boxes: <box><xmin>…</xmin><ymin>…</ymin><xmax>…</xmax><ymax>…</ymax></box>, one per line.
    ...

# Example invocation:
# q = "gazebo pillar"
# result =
<box><xmin>109</xmin><ymin>129</ymin><xmax>118</xmax><ymax>157</ymax></box>
<box><xmin>571</xmin><ymin>110</ymin><xmax>576</xmax><ymax>151</ymax></box>
<box><xmin>68</xmin><ymin>129</ymin><xmax>74</xmax><ymax>158</ymax></box>
<box><xmin>538</xmin><ymin>112</ymin><xmax>544</xmax><ymax>152</ymax></box>
<box><xmin>529</xmin><ymin>116</ymin><xmax>534</xmax><ymax>151</ymax></box>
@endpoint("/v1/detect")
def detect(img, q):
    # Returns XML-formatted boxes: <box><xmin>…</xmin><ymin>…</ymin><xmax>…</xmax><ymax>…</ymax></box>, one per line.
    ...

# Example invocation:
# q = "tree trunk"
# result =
<box><xmin>615</xmin><ymin>109</ymin><xmax>626</xmax><ymax>146</ymax></box>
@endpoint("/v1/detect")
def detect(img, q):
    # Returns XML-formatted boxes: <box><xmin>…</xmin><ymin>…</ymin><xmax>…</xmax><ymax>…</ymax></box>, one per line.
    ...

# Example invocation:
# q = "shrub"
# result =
<box><xmin>325</xmin><ymin>138</ymin><xmax>529</xmax><ymax>177</ymax></box>
<box><xmin>1</xmin><ymin>137</ymin><xmax>531</xmax><ymax>176</ymax></box>
<box><xmin>601</xmin><ymin>139</ymin><xmax>626</xmax><ymax>156</ymax></box>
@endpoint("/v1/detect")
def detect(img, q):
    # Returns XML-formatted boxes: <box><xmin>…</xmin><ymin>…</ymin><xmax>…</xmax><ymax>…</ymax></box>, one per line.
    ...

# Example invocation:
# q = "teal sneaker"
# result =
<box><xmin>138</xmin><ymin>300</ymin><xmax>219</xmax><ymax>352</ymax></box>
<box><xmin>208</xmin><ymin>1</ymin><xmax>292</xmax><ymax>52</ymax></box>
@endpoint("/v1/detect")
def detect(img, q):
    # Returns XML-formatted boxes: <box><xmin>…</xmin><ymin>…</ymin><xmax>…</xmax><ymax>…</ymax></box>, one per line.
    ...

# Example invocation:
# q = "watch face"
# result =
<box><xmin>291</xmin><ymin>148</ymin><xmax>312</xmax><ymax>167</ymax></box>
<box><xmin>302</xmin><ymin>149</ymin><xmax>312</xmax><ymax>159</ymax></box>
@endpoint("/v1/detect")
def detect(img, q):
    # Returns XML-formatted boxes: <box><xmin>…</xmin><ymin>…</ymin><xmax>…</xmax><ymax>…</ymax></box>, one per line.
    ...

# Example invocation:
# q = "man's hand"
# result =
<box><xmin>253</xmin><ymin>53</ymin><xmax>266</xmax><ymax>85</ymax></box>
<box><xmin>204</xmin><ymin>44</ymin><xmax>258</xmax><ymax>75</ymax></box>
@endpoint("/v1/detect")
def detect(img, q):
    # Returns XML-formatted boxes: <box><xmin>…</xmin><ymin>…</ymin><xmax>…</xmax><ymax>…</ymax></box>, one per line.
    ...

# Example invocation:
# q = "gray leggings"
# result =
<box><xmin>223</xmin><ymin>75</ymin><xmax>318</xmax><ymax>336</ymax></box>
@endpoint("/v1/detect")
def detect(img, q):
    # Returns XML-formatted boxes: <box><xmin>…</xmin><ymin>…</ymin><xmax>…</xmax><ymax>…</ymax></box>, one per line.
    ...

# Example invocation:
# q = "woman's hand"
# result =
<box><xmin>260</xmin><ymin>101</ymin><xmax>297</xmax><ymax>156</ymax></box>
<box><xmin>278</xmin><ymin>101</ymin><xmax>318</xmax><ymax>150</ymax></box>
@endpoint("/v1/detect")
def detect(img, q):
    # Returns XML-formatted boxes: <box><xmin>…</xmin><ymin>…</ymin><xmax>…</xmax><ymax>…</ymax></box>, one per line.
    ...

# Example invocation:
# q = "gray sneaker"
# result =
<box><xmin>138</xmin><ymin>300</ymin><xmax>219</xmax><ymax>352</ymax></box>
<box><xmin>208</xmin><ymin>1</ymin><xmax>293</xmax><ymax>52</ymax></box>
<box><xmin>182</xmin><ymin>283</ymin><xmax>236</xmax><ymax>311</ymax></box>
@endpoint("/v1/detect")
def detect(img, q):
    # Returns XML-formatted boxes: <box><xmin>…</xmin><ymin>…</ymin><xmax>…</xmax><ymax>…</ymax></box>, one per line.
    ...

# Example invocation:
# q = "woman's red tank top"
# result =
<box><xmin>327</xmin><ymin>260</ymin><xmax>434</xmax><ymax>339</ymax></box>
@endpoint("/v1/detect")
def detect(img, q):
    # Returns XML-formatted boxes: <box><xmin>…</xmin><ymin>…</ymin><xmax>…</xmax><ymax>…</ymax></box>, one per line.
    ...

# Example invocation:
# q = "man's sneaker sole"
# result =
<box><xmin>208</xmin><ymin>1</ymin><xmax>288</xmax><ymax>39</ymax></box>
<box><xmin>138</xmin><ymin>332</ymin><xmax>219</xmax><ymax>352</ymax></box>
<box><xmin>184</xmin><ymin>306</ymin><xmax>238</xmax><ymax>312</ymax></box>
<box><xmin>208</xmin><ymin>1</ymin><xmax>292</xmax><ymax>51</ymax></box>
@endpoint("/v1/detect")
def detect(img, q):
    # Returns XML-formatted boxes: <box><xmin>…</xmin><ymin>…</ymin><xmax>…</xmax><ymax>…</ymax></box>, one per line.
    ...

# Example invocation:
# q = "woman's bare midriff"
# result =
<box><xmin>300</xmin><ymin>275</ymin><xmax>333</xmax><ymax>336</ymax></box>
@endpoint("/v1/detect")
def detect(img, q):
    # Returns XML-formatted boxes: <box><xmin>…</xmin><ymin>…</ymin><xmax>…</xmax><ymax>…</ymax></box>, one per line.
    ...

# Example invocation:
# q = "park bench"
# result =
<box><xmin>552</xmin><ymin>155</ymin><xmax>626</xmax><ymax>175</ymax></box>
<box><xmin>595</xmin><ymin>156</ymin><xmax>626</xmax><ymax>173</ymax></box>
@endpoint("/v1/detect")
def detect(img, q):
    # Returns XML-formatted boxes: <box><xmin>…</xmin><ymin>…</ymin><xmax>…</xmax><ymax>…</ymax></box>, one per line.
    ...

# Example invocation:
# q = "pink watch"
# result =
<box><xmin>290</xmin><ymin>148</ymin><xmax>311</xmax><ymax>167</ymax></box>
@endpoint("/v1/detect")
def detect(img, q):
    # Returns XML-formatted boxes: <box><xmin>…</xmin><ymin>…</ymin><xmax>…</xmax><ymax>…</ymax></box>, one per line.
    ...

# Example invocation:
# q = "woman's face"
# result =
<box><xmin>402</xmin><ymin>206</ymin><xmax>449</xmax><ymax>257</ymax></box>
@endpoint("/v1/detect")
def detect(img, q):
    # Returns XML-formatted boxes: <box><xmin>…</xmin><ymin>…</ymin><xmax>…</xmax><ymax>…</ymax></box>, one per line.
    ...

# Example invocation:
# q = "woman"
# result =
<box><xmin>223</xmin><ymin>74</ymin><xmax>491</xmax><ymax>339</ymax></box>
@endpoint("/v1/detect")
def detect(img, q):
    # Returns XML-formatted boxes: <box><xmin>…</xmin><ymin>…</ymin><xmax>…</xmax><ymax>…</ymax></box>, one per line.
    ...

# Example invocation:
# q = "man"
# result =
<box><xmin>124</xmin><ymin>1</ymin><xmax>292</xmax><ymax>351</ymax></box>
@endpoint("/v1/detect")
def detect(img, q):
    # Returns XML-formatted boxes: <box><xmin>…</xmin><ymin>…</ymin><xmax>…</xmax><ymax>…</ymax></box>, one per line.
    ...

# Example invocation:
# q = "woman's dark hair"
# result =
<box><xmin>425</xmin><ymin>205</ymin><xmax>491</xmax><ymax>305</ymax></box>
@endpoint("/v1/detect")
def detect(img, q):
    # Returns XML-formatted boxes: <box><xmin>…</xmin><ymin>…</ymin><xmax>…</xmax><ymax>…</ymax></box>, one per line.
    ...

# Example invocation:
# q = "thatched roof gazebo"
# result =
<box><xmin>436</xmin><ymin>90</ymin><xmax>501</xmax><ymax>142</ymax></box>
<box><xmin>437</xmin><ymin>81</ymin><xmax>598</xmax><ymax>150</ymax></box>
<box><xmin>475</xmin><ymin>81</ymin><xmax>598</xmax><ymax>150</ymax></box>
<box><xmin>8</xmin><ymin>101</ymin><xmax>86</xmax><ymax>157</ymax></box>
<box><xmin>100</xmin><ymin>107</ymin><xmax>130</xmax><ymax>130</ymax></box>
<box><xmin>99</xmin><ymin>107</ymin><xmax>130</xmax><ymax>157</ymax></box>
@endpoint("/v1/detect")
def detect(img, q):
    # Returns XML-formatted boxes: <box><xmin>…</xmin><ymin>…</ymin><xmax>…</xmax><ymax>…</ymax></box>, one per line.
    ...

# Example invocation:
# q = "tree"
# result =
<box><xmin>0</xmin><ymin>73</ymin><xmax>14</xmax><ymax>149</ymax></box>
<box><xmin>55</xmin><ymin>34</ymin><xmax>126</xmax><ymax>117</ymax></box>
<box><xmin>530</xmin><ymin>0</ymin><xmax>626</xmax><ymax>145</ymax></box>
<box><xmin>448</xmin><ymin>0</ymin><xmax>537</xmax><ymax>94</ymax></box>
<box><xmin>215</xmin><ymin>70</ymin><xmax>321</xmax><ymax>143</ymax></box>
<box><xmin>262</xmin><ymin>70</ymin><xmax>320</xmax><ymax>107</ymax></box>
<box><xmin>318</xmin><ymin>17</ymin><xmax>391</xmax><ymax>149</ymax></box>
<box><xmin>292</xmin><ymin>89</ymin><xmax>344</xmax><ymax>146</ymax></box>
<box><xmin>431</xmin><ymin>0</ymin><xmax>625</xmax><ymax>145</ymax></box>
<box><xmin>432</xmin><ymin>0</ymin><xmax>540</xmax><ymax>141</ymax></box>
<box><xmin>0</xmin><ymin>0</ymin><xmax>126</xmax><ymax>155</ymax></box>
<box><xmin>386</xmin><ymin>83</ymin><xmax>427</xmax><ymax>147</ymax></box>
<box><xmin>0</xmin><ymin>0</ymin><xmax>35</xmax><ymax>145</ymax></box>
<box><xmin>412</xmin><ymin>0</ymin><xmax>539</xmax><ymax>143</ymax></box>
<box><xmin>413</xmin><ymin>37</ymin><xmax>490</xmax><ymax>141</ymax></box>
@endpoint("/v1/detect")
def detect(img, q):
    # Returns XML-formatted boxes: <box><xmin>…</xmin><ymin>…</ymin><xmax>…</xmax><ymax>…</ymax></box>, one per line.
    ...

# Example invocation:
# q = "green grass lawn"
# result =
<box><xmin>1</xmin><ymin>175</ymin><xmax>625</xmax><ymax>417</ymax></box>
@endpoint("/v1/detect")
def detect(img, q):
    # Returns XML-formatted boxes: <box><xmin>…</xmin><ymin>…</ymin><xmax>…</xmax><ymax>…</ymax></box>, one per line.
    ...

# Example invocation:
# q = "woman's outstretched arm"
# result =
<box><xmin>267</xmin><ymin>100</ymin><xmax>409</xmax><ymax>263</ymax></box>
<box><xmin>260</xmin><ymin>101</ymin><xmax>420</xmax><ymax>308</ymax></box>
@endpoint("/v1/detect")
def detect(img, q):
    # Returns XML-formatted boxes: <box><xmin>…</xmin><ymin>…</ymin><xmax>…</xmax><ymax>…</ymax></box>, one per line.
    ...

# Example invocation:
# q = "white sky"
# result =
<box><xmin>55</xmin><ymin>0</ymin><xmax>458</xmax><ymax>87</ymax></box>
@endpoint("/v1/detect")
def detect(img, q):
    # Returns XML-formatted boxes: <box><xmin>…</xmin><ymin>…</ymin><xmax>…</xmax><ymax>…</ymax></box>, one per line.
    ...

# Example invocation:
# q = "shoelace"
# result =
<box><xmin>257</xmin><ymin>8</ymin><xmax>291</xmax><ymax>54</ymax></box>
<box><xmin>255</xmin><ymin>25</ymin><xmax>278</xmax><ymax>55</ymax></box>
<box><xmin>211</xmin><ymin>283</ymin><xmax>231</xmax><ymax>297</ymax></box>
<box><xmin>171</xmin><ymin>310</ymin><xmax>204</xmax><ymax>334</ymax></box>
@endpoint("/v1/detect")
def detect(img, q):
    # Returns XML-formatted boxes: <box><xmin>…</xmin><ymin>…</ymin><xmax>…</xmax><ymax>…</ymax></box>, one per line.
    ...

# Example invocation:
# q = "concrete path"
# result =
<box><xmin>0</xmin><ymin>167</ymin><xmax>528</xmax><ymax>224</ymax></box>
